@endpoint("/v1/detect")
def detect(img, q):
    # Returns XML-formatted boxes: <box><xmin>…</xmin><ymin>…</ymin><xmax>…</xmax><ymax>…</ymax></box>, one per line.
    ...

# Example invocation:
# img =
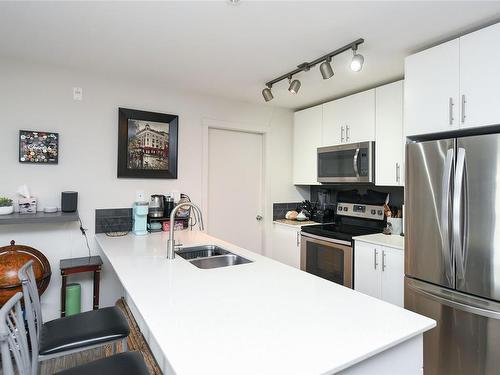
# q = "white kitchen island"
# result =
<box><xmin>96</xmin><ymin>231</ymin><xmax>435</xmax><ymax>375</ymax></box>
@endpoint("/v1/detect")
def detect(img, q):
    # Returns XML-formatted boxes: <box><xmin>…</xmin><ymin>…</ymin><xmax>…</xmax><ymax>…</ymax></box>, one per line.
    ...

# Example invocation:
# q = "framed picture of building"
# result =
<box><xmin>117</xmin><ymin>108</ymin><xmax>178</xmax><ymax>178</ymax></box>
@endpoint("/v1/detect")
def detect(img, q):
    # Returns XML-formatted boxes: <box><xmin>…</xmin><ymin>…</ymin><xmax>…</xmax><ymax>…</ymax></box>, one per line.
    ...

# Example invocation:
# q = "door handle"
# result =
<box><xmin>441</xmin><ymin>148</ymin><xmax>455</xmax><ymax>286</ymax></box>
<box><xmin>449</xmin><ymin>97</ymin><xmax>454</xmax><ymax>125</ymax></box>
<box><xmin>461</xmin><ymin>95</ymin><xmax>467</xmax><ymax>124</ymax></box>
<box><xmin>382</xmin><ymin>250</ymin><xmax>386</xmax><ymax>271</ymax></box>
<box><xmin>256</xmin><ymin>215</ymin><xmax>263</xmax><ymax>221</ymax></box>
<box><xmin>346</xmin><ymin>125</ymin><xmax>350</xmax><ymax>142</ymax></box>
<box><xmin>353</xmin><ymin>148</ymin><xmax>360</xmax><ymax>177</ymax></box>
<box><xmin>374</xmin><ymin>249</ymin><xmax>378</xmax><ymax>270</ymax></box>
<box><xmin>453</xmin><ymin>148</ymin><xmax>468</xmax><ymax>281</ymax></box>
<box><xmin>341</xmin><ymin>126</ymin><xmax>345</xmax><ymax>143</ymax></box>
<box><xmin>396</xmin><ymin>162</ymin><xmax>400</xmax><ymax>183</ymax></box>
<box><xmin>296</xmin><ymin>232</ymin><xmax>300</xmax><ymax>247</ymax></box>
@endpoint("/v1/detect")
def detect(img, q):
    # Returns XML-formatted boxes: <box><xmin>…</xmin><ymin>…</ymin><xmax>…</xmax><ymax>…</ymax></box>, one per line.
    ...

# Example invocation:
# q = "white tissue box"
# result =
<box><xmin>19</xmin><ymin>197</ymin><xmax>37</xmax><ymax>214</ymax></box>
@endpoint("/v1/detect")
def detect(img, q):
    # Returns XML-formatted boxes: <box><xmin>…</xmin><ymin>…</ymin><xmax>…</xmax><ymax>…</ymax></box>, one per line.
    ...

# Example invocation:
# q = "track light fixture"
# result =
<box><xmin>261</xmin><ymin>38</ymin><xmax>364</xmax><ymax>102</ymax></box>
<box><xmin>350</xmin><ymin>44</ymin><xmax>364</xmax><ymax>72</ymax></box>
<box><xmin>262</xmin><ymin>85</ymin><xmax>273</xmax><ymax>102</ymax></box>
<box><xmin>320</xmin><ymin>57</ymin><xmax>334</xmax><ymax>80</ymax></box>
<box><xmin>288</xmin><ymin>77</ymin><xmax>301</xmax><ymax>94</ymax></box>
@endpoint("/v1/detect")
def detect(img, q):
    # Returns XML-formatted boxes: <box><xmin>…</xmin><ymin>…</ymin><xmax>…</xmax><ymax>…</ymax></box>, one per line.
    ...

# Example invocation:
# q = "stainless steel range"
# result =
<box><xmin>300</xmin><ymin>200</ymin><xmax>386</xmax><ymax>288</ymax></box>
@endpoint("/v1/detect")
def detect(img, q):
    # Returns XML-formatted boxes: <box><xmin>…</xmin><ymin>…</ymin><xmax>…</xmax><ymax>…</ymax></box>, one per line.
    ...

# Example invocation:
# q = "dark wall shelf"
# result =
<box><xmin>0</xmin><ymin>211</ymin><xmax>79</xmax><ymax>225</ymax></box>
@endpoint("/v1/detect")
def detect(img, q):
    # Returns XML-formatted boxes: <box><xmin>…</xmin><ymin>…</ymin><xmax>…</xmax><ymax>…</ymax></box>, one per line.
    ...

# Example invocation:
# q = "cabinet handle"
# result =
<box><xmin>461</xmin><ymin>94</ymin><xmax>466</xmax><ymax>124</ymax></box>
<box><xmin>374</xmin><ymin>249</ymin><xmax>378</xmax><ymax>270</ymax></box>
<box><xmin>396</xmin><ymin>162</ymin><xmax>400</xmax><ymax>183</ymax></box>
<box><xmin>449</xmin><ymin>97</ymin><xmax>454</xmax><ymax>125</ymax></box>
<box><xmin>346</xmin><ymin>125</ymin><xmax>350</xmax><ymax>142</ymax></box>
<box><xmin>382</xmin><ymin>250</ymin><xmax>386</xmax><ymax>271</ymax></box>
<box><xmin>296</xmin><ymin>232</ymin><xmax>300</xmax><ymax>247</ymax></box>
<box><xmin>341</xmin><ymin>126</ymin><xmax>345</xmax><ymax>143</ymax></box>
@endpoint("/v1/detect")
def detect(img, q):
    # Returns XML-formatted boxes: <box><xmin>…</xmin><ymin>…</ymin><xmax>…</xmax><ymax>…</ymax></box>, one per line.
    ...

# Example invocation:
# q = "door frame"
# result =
<box><xmin>202</xmin><ymin>118</ymin><xmax>268</xmax><ymax>254</ymax></box>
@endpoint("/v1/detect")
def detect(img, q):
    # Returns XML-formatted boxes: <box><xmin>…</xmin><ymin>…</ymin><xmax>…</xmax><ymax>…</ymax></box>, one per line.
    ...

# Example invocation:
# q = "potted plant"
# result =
<box><xmin>0</xmin><ymin>197</ymin><xmax>14</xmax><ymax>215</ymax></box>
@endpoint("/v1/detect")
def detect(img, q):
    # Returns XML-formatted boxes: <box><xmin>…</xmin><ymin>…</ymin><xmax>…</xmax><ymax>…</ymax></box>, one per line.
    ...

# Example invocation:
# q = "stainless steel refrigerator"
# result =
<box><xmin>405</xmin><ymin>134</ymin><xmax>500</xmax><ymax>375</ymax></box>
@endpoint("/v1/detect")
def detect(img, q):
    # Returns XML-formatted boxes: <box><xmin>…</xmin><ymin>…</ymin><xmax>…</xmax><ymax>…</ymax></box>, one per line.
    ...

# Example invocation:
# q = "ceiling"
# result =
<box><xmin>1</xmin><ymin>1</ymin><xmax>500</xmax><ymax>110</ymax></box>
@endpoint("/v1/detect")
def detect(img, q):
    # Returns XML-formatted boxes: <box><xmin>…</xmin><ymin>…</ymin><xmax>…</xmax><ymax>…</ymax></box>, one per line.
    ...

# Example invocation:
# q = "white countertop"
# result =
<box><xmin>96</xmin><ymin>231</ymin><xmax>432</xmax><ymax>375</ymax></box>
<box><xmin>273</xmin><ymin>219</ymin><xmax>318</xmax><ymax>227</ymax></box>
<box><xmin>353</xmin><ymin>233</ymin><xmax>405</xmax><ymax>250</ymax></box>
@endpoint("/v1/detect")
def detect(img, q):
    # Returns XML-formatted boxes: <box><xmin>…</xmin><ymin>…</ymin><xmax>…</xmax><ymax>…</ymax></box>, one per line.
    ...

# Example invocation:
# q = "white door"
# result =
<box><xmin>271</xmin><ymin>224</ymin><xmax>300</xmax><ymax>268</ymax></box>
<box><xmin>322</xmin><ymin>100</ymin><xmax>344</xmax><ymax>146</ymax></box>
<box><xmin>354</xmin><ymin>241</ymin><xmax>381</xmax><ymax>299</ymax></box>
<box><xmin>460</xmin><ymin>22</ymin><xmax>500</xmax><ymax>129</ymax></box>
<box><xmin>375</xmin><ymin>81</ymin><xmax>404</xmax><ymax>186</ymax></box>
<box><xmin>381</xmin><ymin>247</ymin><xmax>404</xmax><ymax>307</ymax></box>
<box><xmin>293</xmin><ymin>105</ymin><xmax>322</xmax><ymax>185</ymax></box>
<box><xmin>343</xmin><ymin>89</ymin><xmax>376</xmax><ymax>143</ymax></box>
<box><xmin>404</xmin><ymin>39</ymin><xmax>460</xmax><ymax>136</ymax></box>
<box><xmin>208</xmin><ymin>128</ymin><xmax>264</xmax><ymax>254</ymax></box>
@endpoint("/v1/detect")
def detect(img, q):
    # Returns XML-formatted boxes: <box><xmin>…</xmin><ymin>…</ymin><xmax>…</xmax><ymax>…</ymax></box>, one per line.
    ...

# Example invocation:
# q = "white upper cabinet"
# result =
<box><xmin>342</xmin><ymin>89</ymin><xmax>376</xmax><ymax>143</ymax></box>
<box><xmin>405</xmin><ymin>22</ymin><xmax>500</xmax><ymax>136</ymax></box>
<box><xmin>293</xmin><ymin>105</ymin><xmax>322</xmax><ymax>185</ymax></box>
<box><xmin>375</xmin><ymin>81</ymin><xmax>404</xmax><ymax>186</ymax></box>
<box><xmin>404</xmin><ymin>39</ymin><xmax>460</xmax><ymax>136</ymax></box>
<box><xmin>460</xmin><ymin>23</ymin><xmax>500</xmax><ymax>129</ymax></box>
<box><xmin>322</xmin><ymin>90</ymin><xmax>375</xmax><ymax>146</ymax></box>
<box><xmin>322</xmin><ymin>100</ymin><xmax>344</xmax><ymax>146</ymax></box>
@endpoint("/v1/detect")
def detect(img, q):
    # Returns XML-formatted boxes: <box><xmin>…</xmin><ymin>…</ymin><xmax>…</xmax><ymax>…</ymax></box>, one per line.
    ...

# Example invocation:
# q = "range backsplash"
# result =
<box><xmin>310</xmin><ymin>185</ymin><xmax>404</xmax><ymax>208</ymax></box>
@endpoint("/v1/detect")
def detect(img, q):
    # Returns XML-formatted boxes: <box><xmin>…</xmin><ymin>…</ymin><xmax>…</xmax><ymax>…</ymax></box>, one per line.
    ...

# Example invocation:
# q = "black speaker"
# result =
<box><xmin>61</xmin><ymin>191</ymin><xmax>78</xmax><ymax>212</ymax></box>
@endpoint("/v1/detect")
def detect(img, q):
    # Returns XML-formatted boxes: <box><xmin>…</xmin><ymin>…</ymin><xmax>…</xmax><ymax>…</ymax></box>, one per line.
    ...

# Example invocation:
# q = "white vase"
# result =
<box><xmin>0</xmin><ymin>206</ymin><xmax>14</xmax><ymax>215</ymax></box>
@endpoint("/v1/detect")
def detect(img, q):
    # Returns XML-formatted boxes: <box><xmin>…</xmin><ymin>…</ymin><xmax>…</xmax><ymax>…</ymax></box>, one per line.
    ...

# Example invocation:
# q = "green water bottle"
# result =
<box><xmin>65</xmin><ymin>283</ymin><xmax>81</xmax><ymax>316</ymax></box>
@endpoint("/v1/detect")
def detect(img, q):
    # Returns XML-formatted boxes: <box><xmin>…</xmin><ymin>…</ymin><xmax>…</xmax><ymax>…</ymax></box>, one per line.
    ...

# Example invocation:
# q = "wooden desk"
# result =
<box><xmin>59</xmin><ymin>256</ymin><xmax>102</xmax><ymax>317</ymax></box>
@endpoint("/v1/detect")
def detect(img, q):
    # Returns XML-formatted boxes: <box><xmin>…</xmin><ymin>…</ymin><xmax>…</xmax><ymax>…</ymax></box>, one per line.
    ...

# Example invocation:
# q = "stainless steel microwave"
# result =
<box><xmin>317</xmin><ymin>141</ymin><xmax>375</xmax><ymax>183</ymax></box>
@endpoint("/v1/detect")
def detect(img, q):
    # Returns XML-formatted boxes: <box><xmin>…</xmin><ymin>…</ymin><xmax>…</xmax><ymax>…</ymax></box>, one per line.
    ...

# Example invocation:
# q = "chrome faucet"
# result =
<box><xmin>166</xmin><ymin>202</ymin><xmax>204</xmax><ymax>259</ymax></box>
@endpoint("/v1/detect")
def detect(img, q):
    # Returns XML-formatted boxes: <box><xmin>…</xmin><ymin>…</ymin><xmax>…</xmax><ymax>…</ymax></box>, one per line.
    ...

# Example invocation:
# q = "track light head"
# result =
<box><xmin>320</xmin><ymin>57</ymin><xmax>334</xmax><ymax>80</ymax></box>
<box><xmin>350</xmin><ymin>45</ymin><xmax>364</xmax><ymax>72</ymax></box>
<box><xmin>288</xmin><ymin>77</ymin><xmax>301</xmax><ymax>94</ymax></box>
<box><xmin>262</xmin><ymin>86</ymin><xmax>273</xmax><ymax>102</ymax></box>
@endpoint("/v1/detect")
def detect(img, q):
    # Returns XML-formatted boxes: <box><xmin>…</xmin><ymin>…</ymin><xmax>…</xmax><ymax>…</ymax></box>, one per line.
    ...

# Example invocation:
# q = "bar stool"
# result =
<box><xmin>18</xmin><ymin>260</ymin><xmax>130</xmax><ymax>374</ymax></box>
<box><xmin>0</xmin><ymin>292</ymin><xmax>149</xmax><ymax>375</ymax></box>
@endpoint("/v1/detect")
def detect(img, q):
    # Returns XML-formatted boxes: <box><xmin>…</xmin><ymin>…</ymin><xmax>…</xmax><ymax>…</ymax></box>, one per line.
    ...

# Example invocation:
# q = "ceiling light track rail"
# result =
<box><xmin>265</xmin><ymin>38</ymin><xmax>364</xmax><ymax>88</ymax></box>
<box><xmin>262</xmin><ymin>38</ymin><xmax>365</xmax><ymax>102</ymax></box>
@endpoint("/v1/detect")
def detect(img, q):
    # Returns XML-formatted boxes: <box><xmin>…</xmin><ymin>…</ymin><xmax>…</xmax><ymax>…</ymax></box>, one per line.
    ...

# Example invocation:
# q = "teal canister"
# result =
<box><xmin>65</xmin><ymin>283</ymin><xmax>81</xmax><ymax>316</ymax></box>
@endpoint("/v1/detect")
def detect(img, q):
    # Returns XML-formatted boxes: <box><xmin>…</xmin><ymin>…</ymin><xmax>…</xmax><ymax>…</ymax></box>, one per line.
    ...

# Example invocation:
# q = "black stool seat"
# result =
<box><xmin>56</xmin><ymin>352</ymin><xmax>149</xmax><ymax>375</ymax></box>
<box><xmin>40</xmin><ymin>306</ymin><xmax>130</xmax><ymax>355</ymax></box>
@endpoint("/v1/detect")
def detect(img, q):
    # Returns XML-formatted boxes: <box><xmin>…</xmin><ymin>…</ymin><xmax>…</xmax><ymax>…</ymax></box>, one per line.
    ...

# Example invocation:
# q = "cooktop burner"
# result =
<box><xmin>301</xmin><ymin>223</ymin><xmax>383</xmax><ymax>243</ymax></box>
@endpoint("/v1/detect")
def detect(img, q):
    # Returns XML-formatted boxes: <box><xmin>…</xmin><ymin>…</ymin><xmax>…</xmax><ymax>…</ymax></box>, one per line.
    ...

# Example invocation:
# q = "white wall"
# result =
<box><xmin>0</xmin><ymin>58</ymin><xmax>304</xmax><ymax>320</ymax></box>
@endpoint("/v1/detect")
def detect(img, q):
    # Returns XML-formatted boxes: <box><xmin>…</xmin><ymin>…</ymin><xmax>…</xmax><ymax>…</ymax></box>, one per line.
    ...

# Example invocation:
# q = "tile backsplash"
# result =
<box><xmin>273</xmin><ymin>202</ymin><xmax>300</xmax><ymax>220</ymax></box>
<box><xmin>95</xmin><ymin>208</ymin><xmax>133</xmax><ymax>234</ymax></box>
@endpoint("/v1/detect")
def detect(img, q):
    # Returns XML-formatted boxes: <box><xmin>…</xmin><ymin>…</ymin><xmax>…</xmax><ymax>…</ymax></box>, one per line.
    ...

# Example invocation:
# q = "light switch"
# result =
<box><xmin>73</xmin><ymin>87</ymin><xmax>83</xmax><ymax>101</ymax></box>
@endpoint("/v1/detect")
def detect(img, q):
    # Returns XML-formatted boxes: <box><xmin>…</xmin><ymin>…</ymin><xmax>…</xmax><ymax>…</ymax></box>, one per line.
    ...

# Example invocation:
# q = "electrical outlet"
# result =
<box><xmin>73</xmin><ymin>87</ymin><xmax>83</xmax><ymax>101</ymax></box>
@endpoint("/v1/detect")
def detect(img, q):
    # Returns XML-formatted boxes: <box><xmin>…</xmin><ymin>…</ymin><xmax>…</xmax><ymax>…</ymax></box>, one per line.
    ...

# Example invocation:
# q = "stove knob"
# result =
<box><xmin>343</xmin><ymin>207</ymin><xmax>348</xmax><ymax>212</ymax></box>
<box><xmin>371</xmin><ymin>209</ymin><xmax>376</xmax><ymax>215</ymax></box>
<box><xmin>377</xmin><ymin>210</ymin><xmax>383</xmax><ymax>216</ymax></box>
<box><xmin>338</xmin><ymin>206</ymin><xmax>342</xmax><ymax>211</ymax></box>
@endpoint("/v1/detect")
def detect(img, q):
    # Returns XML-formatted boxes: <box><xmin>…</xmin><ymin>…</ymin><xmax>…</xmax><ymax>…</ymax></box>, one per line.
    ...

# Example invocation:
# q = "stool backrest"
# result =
<box><xmin>18</xmin><ymin>260</ymin><xmax>42</xmax><ymax>375</ymax></box>
<box><xmin>0</xmin><ymin>292</ymin><xmax>34</xmax><ymax>375</ymax></box>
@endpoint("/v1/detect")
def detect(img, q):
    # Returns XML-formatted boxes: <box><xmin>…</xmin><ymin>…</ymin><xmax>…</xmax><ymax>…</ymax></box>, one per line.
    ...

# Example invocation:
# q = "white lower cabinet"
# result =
<box><xmin>271</xmin><ymin>224</ymin><xmax>301</xmax><ymax>268</ymax></box>
<box><xmin>354</xmin><ymin>240</ymin><xmax>404</xmax><ymax>307</ymax></box>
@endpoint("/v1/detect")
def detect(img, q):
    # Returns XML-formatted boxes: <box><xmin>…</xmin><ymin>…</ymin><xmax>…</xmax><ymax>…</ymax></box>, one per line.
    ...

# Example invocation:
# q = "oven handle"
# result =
<box><xmin>300</xmin><ymin>232</ymin><xmax>352</xmax><ymax>246</ymax></box>
<box><xmin>353</xmin><ymin>148</ymin><xmax>360</xmax><ymax>177</ymax></box>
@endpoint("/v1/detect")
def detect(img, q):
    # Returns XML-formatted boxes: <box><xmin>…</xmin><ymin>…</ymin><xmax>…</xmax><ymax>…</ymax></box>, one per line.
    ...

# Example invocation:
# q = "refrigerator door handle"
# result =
<box><xmin>353</xmin><ymin>148</ymin><xmax>360</xmax><ymax>177</ymax></box>
<box><xmin>407</xmin><ymin>278</ymin><xmax>500</xmax><ymax>320</ymax></box>
<box><xmin>441</xmin><ymin>148</ymin><xmax>454</xmax><ymax>285</ymax></box>
<box><xmin>454</xmin><ymin>148</ymin><xmax>467</xmax><ymax>280</ymax></box>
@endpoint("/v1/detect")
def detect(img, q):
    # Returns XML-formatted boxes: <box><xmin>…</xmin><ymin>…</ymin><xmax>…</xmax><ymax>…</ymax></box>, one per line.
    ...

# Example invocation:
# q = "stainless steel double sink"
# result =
<box><xmin>176</xmin><ymin>245</ymin><xmax>253</xmax><ymax>269</ymax></box>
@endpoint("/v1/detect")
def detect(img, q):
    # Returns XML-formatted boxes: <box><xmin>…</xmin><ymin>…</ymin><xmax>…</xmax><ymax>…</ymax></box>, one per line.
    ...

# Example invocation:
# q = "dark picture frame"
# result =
<box><xmin>19</xmin><ymin>130</ymin><xmax>59</xmax><ymax>164</ymax></box>
<box><xmin>117</xmin><ymin>108</ymin><xmax>178</xmax><ymax>179</ymax></box>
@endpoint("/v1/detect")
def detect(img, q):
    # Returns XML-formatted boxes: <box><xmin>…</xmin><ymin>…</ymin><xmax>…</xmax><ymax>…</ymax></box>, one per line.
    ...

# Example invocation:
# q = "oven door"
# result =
<box><xmin>317</xmin><ymin>141</ymin><xmax>374</xmax><ymax>183</ymax></box>
<box><xmin>300</xmin><ymin>233</ymin><xmax>353</xmax><ymax>288</ymax></box>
